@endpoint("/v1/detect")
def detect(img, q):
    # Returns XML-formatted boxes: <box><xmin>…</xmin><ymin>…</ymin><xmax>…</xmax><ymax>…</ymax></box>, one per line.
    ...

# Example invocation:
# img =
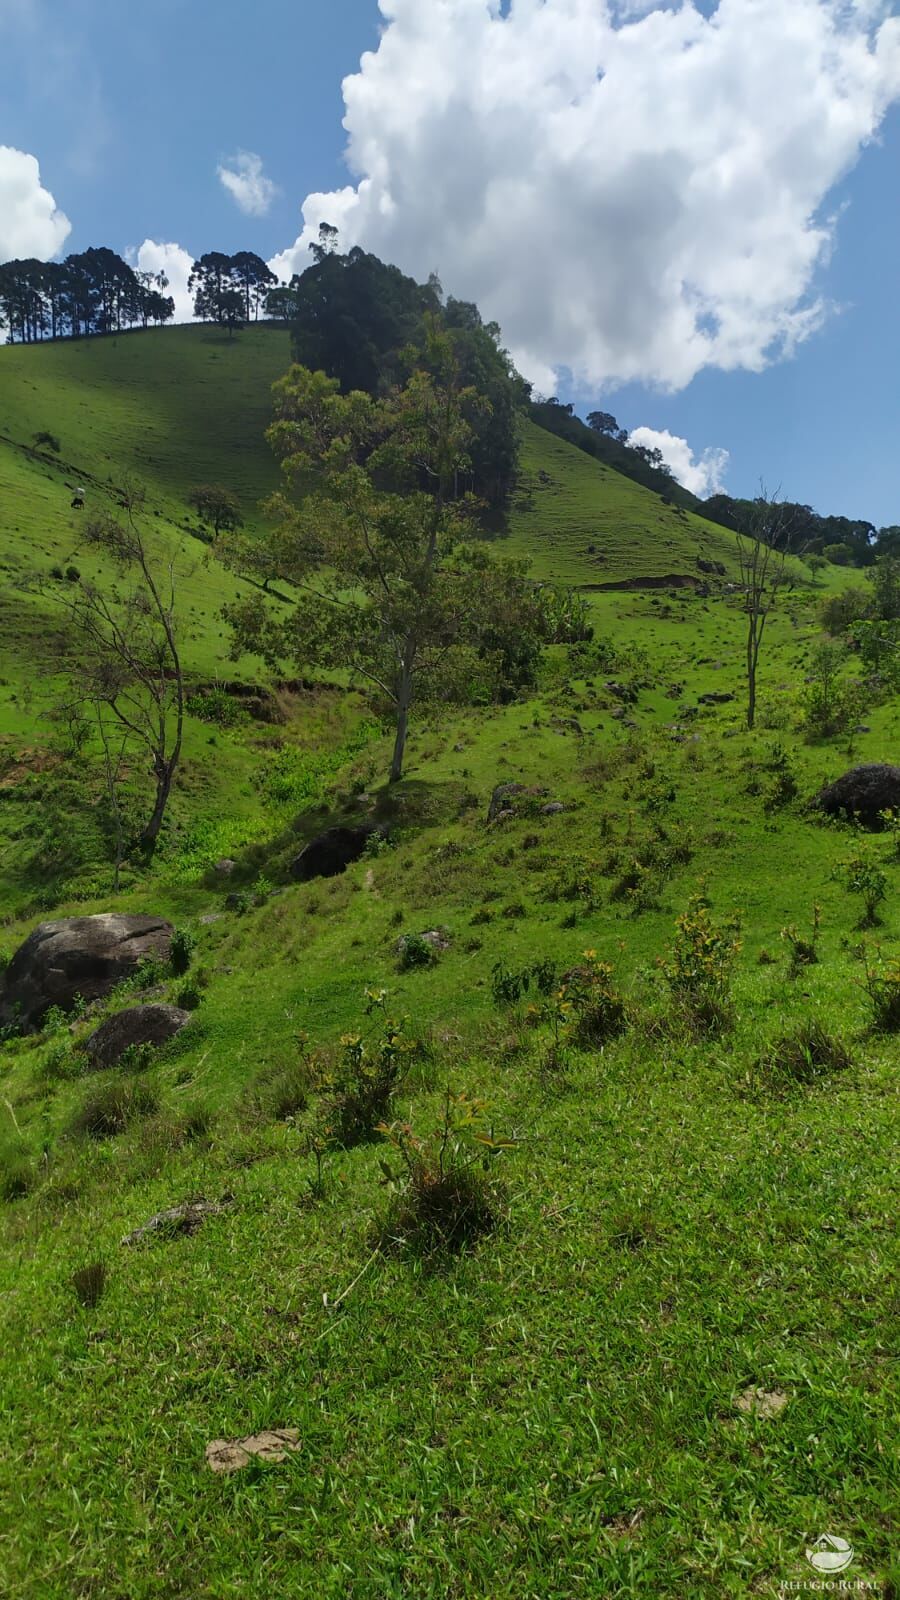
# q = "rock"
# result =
<box><xmin>213</xmin><ymin>858</ymin><xmax>237</xmax><ymax>876</ymax></box>
<box><xmin>487</xmin><ymin>782</ymin><xmax>548</xmax><ymax>823</ymax></box>
<box><xmin>199</xmin><ymin>913</ymin><xmax>223</xmax><ymax>926</ymax></box>
<box><xmin>540</xmin><ymin>802</ymin><xmax>565</xmax><ymax>816</ymax></box>
<box><xmin>735</xmin><ymin>1387</ymin><xmax>788</xmax><ymax>1420</ymax></box>
<box><xmin>0</xmin><ymin>915</ymin><xmax>174</xmax><ymax>1033</ymax></box>
<box><xmin>122</xmin><ymin>1194</ymin><xmax>234</xmax><ymax>1246</ymax></box>
<box><xmin>698</xmin><ymin>692</ymin><xmax>735</xmax><ymax>705</ymax></box>
<box><xmin>84</xmin><ymin>1004</ymin><xmax>192</xmax><ymax>1070</ymax></box>
<box><xmin>604</xmin><ymin>680</ymin><xmax>637</xmax><ymax>703</ymax></box>
<box><xmin>420</xmin><ymin>929</ymin><xmax>451</xmax><ymax>953</ymax></box>
<box><xmin>291</xmin><ymin>823</ymin><xmax>384</xmax><ymax>882</ymax></box>
<box><xmin>816</xmin><ymin>763</ymin><xmax>900</xmax><ymax>827</ymax></box>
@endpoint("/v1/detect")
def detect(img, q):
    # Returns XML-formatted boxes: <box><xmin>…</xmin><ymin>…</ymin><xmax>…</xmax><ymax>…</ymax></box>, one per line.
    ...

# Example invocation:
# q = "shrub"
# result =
<box><xmin>397</xmin><ymin>933</ymin><xmax>437</xmax><ymax>972</ymax></box>
<box><xmin>819</xmin><ymin>587</ymin><xmax>871</xmax><ymax>635</ymax></box>
<box><xmin>837</xmin><ymin>851</ymin><xmax>888</xmax><ymax>928</ymax></box>
<box><xmin>33</xmin><ymin>430</ymin><xmax>61</xmax><ymax>452</ymax></box>
<box><xmin>321</xmin><ymin>995</ymin><xmax>411</xmax><ymax>1147</ymax></box>
<box><xmin>71</xmin><ymin>1079</ymin><xmax>159</xmax><ymax>1139</ymax></box>
<box><xmin>170</xmin><ymin>927</ymin><xmax>195</xmax><ymax>976</ymax></box>
<box><xmin>557</xmin><ymin>951</ymin><xmax>628</xmax><ymax>1047</ymax></box>
<box><xmin>375</xmin><ymin>1092</ymin><xmax>510</xmax><ymax>1256</ymax></box>
<box><xmin>491</xmin><ymin>958</ymin><xmax>558</xmax><ymax>1009</ymax></box>
<box><xmin>658</xmin><ymin>895</ymin><xmax>741</xmax><ymax>1035</ymax></box>
<box><xmin>761</xmin><ymin>1020</ymin><xmax>852</xmax><ymax>1085</ymax></box>
<box><xmin>861</xmin><ymin>952</ymin><xmax>900</xmax><ymax>1032</ymax></box>
<box><xmin>185</xmin><ymin>688</ymin><xmax>248</xmax><ymax>729</ymax></box>
<box><xmin>781</xmin><ymin>906</ymin><xmax>821</xmax><ymax>977</ymax></box>
<box><xmin>801</xmin><ymin>641</ymin><xmax>868</xmax><ymax>739</ymax></box>
<box><xmin>0</xmin><ymin>1156</ymin><xmax>35</xmax><ymax>1202</ymax></box>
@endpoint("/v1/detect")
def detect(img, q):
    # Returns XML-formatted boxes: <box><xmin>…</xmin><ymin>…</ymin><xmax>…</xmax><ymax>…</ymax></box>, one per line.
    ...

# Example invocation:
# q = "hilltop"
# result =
<box><xmin>0</xmin><ymin>324</ymin><xmax>896</xmax><ymax>1600</ymax></box>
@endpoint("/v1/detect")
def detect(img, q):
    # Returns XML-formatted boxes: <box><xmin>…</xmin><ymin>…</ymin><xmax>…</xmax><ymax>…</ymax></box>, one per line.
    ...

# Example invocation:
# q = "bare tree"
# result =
<box><xmin>736</xmin><ymin>489</ymin><xmax>797</xmax><ymax>731</ymax></box>
<box><xmin>60</xmin><ymin>485</ymin><xmax>185</xmax><ymax>854</ymax></box>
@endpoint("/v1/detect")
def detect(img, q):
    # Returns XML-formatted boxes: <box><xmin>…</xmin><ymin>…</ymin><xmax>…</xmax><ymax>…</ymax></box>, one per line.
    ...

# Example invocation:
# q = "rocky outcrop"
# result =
<box><xmin>291</xmin><ymin>823</ymin><xmax>384</xmax><ymax>882</ymax></box>
<box><xmin>84</xmin><ymin>1004</ymin><xmax>191</xmax><ymax>1070</ymax></box>
<box><xmin>0</xmin><ymin>915</ymin><xmax>174</xmax><ymax>1032</ymax></box>
<box><xmin>816</xmin><ymin>764</ymin><xmax>900</xmax><ymax>827</ymax></box>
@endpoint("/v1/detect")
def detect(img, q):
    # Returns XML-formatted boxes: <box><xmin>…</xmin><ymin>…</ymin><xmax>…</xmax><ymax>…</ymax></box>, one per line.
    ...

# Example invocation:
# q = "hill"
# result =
<box><xmin>0</xmin><ymin>326</ymin><xmax>896</xmax><ymax>1599</ymax></box>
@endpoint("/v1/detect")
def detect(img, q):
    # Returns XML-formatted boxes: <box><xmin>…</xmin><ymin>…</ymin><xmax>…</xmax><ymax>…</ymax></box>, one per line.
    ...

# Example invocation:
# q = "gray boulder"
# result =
<box><xmin>84</xmin><ymin>1004</ymin><xmax>192</xmax><ymax>1070</ymax></box>
<box><xmin>0</xmin><ymin>915</ymin><xmax>174</xmax><ymax>1033</ymax></box>
<box><xmin>816</xmin><ymin>764</ymin><xmax>900</xmax><ymax>827</ymax></box>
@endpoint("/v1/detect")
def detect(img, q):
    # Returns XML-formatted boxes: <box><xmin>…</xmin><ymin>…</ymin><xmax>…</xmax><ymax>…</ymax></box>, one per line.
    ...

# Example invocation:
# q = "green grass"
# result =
<box><xmin>0</xmin><ymin>328</ymin><xmax>896</xmax><ymax>1598</ymax></box>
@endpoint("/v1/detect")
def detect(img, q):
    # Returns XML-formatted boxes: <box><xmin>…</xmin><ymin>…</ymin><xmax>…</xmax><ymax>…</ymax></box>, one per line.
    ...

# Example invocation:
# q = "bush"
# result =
<box><xmin>397</xmin><ymin>933</ymin><xmax>437</xmax><ymax>972</ymax></box>
<box><xmin>375</xmin><ymin>1092</ymin><xmax>510</xmax><ymax>1256</ymax></box>
<box><xmin>491</xmin><ymin>958</ymin><xmax>558</xmax><ymax>1008</ymax></box>
<box><xmin>802</xmin><ymin>641</ymin><xmax>868</xmax><ymax>739</ymax></box>
<box><xmin>861</xmin><ymin>952</ymin><xmax>900</xmax><ymax>1032</ymax></box>
<box><xmin>170</xmin><ymin>927</ymin><xmax>195</xmax><ymax>976</ymax></box>
<box><xmin>186</xmin><ymin>688</ymin><xmax>248</xmax><ymax>729</ymax></box>
<box><xmin>837</xmin><ymin>851</ymin><xmax>888</xmax><ymax>928</ymax></box>
<box><xmin>658</xmin><ymin>895</ymin><xmax>741</xmax><ymax>1036</ymax></box>
<box><xmin>71</xmin><ymin>1079</ymin><xmax>159</xmax><ymax>1139</ymax></box>
<box><xmin>557</xmin><ymin>952</ymin><xmax>628</xmax><ymax>1047</ymax></box>
<box><xmin>819</xmin><ymin>587</ymin><xmax>871</xmax><ymax>635</ymax></box>
<box><xmin>781</xmin><ymin>906</ymin><xmax>821</xmax><ymax>978</ymax></box>
<box><xmin>761</xmin><ymin>1020</ymin><xmax>852</xmax><ymax>1085</ymax></box>
<box><xmin>321</xmin><ymin>995</ymin><xmax>411</xmax><ymax>1147</ymax></box>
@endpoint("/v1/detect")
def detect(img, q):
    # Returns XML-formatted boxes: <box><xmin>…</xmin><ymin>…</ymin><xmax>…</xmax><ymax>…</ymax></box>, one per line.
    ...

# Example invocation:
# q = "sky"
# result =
<box><xmin>2</xmin><ymin>0</ymin><xmax>899</xmax><ymax>528</ymax></box>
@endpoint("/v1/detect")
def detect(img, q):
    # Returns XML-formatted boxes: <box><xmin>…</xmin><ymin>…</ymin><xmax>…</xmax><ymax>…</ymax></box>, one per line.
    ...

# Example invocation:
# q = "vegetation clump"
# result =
<box><xmin>761</xmin><ymin>1020</ymin><xmax>853</xmax><ymax>1085</ymax></box>
<box><xmin>70</xmin><ymin>1079</ymin><xmax>159</xmax><ymax>1140</ymax></box>
<box><xmin>375</xmin><ymin>1092</ymin><xmax>511</xmax><ymax>1256</ymax></box>
<box><xmin>320</xmin><ymin>994</ymin><xmax>411</xmax><ymax>1147</ymax></box>
<box><xmin>658</xmin><ymin>894</ymin><xmax>741</xmax><ymax>1035</ymax></box>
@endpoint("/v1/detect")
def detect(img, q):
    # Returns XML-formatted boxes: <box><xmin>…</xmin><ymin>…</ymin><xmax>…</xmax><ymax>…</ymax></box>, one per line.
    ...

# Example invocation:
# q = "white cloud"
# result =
<box><xmin>0</xmin><ymin>145</ymin><xmax>70</xmax><ymax>259</ymax></box>
<box><xmin>628</xmin><ymin>425</ymin><xmax>730</xmax><ymax>496</ymax></box>
<box><xmin>132</xmin><ymin>240</ymin><xmax>196</xmax><ymax>323</ymax></box>
<box><xmin>217</xmin><ymin>151</ymin><xmax>277</xmax><ymax>217</ymax></box>
<box><xmin>271</xmin><ymin>0</ymin><xmax>900</xmax><ymax>392</ymax></box>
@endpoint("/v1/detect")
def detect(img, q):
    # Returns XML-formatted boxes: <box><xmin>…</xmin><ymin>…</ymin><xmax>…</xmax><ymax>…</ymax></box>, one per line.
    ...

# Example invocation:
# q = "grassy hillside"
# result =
<box><xmin>0</xmin><ymin>329</ymin><xmax>896</xmax><ymax>1599</ymax></box>
<box><xmin>507</xmin><ymin>421</ymin><xmax>750</xmax><ymax>586</ymax></box>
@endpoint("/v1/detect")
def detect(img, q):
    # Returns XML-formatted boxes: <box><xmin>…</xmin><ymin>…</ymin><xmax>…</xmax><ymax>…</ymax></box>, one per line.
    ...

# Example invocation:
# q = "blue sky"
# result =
<box><xmin>3</xmin><ymin>0</ymin><xmax>899</xmax><ymax>529</ymax></box>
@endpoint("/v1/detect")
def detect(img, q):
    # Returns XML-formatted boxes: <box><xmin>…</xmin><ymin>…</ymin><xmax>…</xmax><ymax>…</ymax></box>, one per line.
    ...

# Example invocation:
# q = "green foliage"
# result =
<box><xmin>819</xmin><ymin>585</ymin><xmax>872</xmax><ymax>635</ymax></box>
<box><xmin>185</xmin><ymin>688</ymin><xmax>248</xmax><ymax>728</ymax></box>
<box><xmin>849</xmin><ymin>617</ymin><xmax>900</xmax><ymax>690</ymax></box>
<box><xmin>71</xmin><ymin>1262</ymin><xmax>107</xmax><ymax>1309</ymax></box>
<box><xmin>781</xmin><ymin>905</ymin><xmax>821</xmax><ymax>977</ymax></box>
<box><xmin>658</xmin><ymin>895</ymin><xmax>742</xmax><ymax>1035</ymax></box>
<box><xmin>245</xmin><ymin>1055</ymin><xmax>313</xmax><ymax>1124</ymax></box>
<box><xmin>761</xmin><ymin>1020</ymin><xmax>853</xmax><ymax>1085</ymax></box>
<box><xmin>70</xmin><ymin>1079</ymin><xmax>159</xmax><ymax>1140</ymax></box>
<box><xmin>801</xmin><ymin>640</ymin><xmax>868</xmax><ymax>739</ymax></box>
<box><xmin>861</xmin><ymin>951</ymin><xmax>900</xmax><ymax>1032</ymax></box>
<box><xmin>397</xmin><ymin>932</ymin><xmax>437</xmax><ymax>972</ymax></box>
<box><xmin>320</xmin><ymin>993</ymin><xmax>412</xmax><ymax>1147</ymax></box>
<box><xmin>551</xmin><ymin>950</ymin><xmax>629</xmax><ymax>1047</ymax></box>
<box><xmin>491</xmin><ymin>958</ymin><xmax>558</xmax><ymax>1008</ymax></box>
<box><xmin>169</xmin><ymin>927</ymin><xmax>195</xmax><ymax>976</ymax></box>
<box><xmin>375</xmin><ymin>1091</ymin><xmax>511</xmax><ymax>1255</ymax></box>
<box><xmin>837</xmin><ymin>851</ymin><xmax>888</xmax><ymax>928</ymax></box>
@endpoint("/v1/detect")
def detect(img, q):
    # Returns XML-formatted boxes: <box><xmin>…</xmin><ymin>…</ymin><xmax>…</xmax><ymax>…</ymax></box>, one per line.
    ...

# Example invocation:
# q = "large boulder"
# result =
<box><xmin>816</xmin><ymin>764</ymin><xmax>900</xmax><ymax>828</ymax></box>
<box><xmin>0</xmin><ymin>915</ymin><xmax>174</xmax><ymax>1033</ymax></box>
<box><xmin>291</xmin><ymin>823</ymin><xmax>383</xmax><ymax>883</ymax></box>
<box><xmin>84</xmin><ymin>1004</ymin><xmax>192</xmax><ymax>1070</ymax></box>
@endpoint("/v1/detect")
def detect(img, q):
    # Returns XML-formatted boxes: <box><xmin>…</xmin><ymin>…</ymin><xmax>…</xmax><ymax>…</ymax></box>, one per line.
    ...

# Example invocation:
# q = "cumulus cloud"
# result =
<box><xmin>628</xmin><ymin>425</ymin><xmax>730</xmax><ymax>496</ymax></box>
<box><xmin>132</xmin><ymin>240</ymin><xmax>196</xmax><ymax>323</ymax></box>
<box><xmin>0</xmin><ymin>145</ymin><xmax>70</xmax><ymax>259</ymax></box>
<box><xmin>271</xmin><ymin>0</ymin><xmax>900</xmax><ymax>392</ymax></box>
<box><xmin>217</xmin><ymin>151</ymin><xmax>277</xmax><ymax>217</ymax></box>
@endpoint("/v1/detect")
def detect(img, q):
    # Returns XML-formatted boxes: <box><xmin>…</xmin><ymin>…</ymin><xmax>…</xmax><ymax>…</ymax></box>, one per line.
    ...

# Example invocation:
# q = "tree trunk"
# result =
<box><xmin>139</xmin><ymin>762</ymin><xmax>175</xmax><ymax>853</ymax></box>
<box><xmin>389</xmin><ymin>647</ymin><xmax>415</xmax><ymax>784</ymax></box>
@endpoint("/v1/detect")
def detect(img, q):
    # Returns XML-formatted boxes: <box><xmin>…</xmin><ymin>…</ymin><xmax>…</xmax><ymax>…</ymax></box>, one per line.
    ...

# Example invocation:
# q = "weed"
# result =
<box><xmin>375</xmin><ymin>1091</ymin><xmax>511</xmax><ymax>1256</ymax></box>
<box><xmin>781</xmin><ymin>905</ymin><xmax>821</xmax><ymax>977</ymax></box>
<box><xmin>761</xmin><ymin>1020</ymin><xmax>853</xmax><ymax>1085</ymax></box>
<box><xmin>837</xmin><ymin>851</ymin><xmax>888</xmax><ymax>928</ymax></box>
<box><xmin>170</xmin><ymin>927</ymin><xmax>195</xmax><ymax>975</ymax></box>
<box><xmin>658</xmin><ymin>894</ymin><xmax>741</xmax><ymax>1036</ymax></box>
<box><xmin>245</xmin><ymin>1051</ymin><xmax>314</xmax><ymax>1124</ymax></box>
<box><xmin>860</xmin><ymin>950</ymin><xmax>900</xmax><ymax>1032</ymax></box>
<box><xmin>556</xmin><ymin>951</ymin><xmax>628</xmax><ymax>1047</ymax></box>
<box><xmin>491</xmin><ymin>959</ymin><xmax>558</xmax><ymax>1008</ymax></box>
<box><xmin>397</xmin><ymin>933</ymin><xmax>437</xmax><ymax>971</ymax></box>
<box><xmin>321</xmin><ymin>994</ymin><xmax>411</xmax><ymax>1147</ymax></box>
<box><xmin>70</xmin><ymin>1079</ymin><xmax>159</xmax><ymax>1140</ymax></box>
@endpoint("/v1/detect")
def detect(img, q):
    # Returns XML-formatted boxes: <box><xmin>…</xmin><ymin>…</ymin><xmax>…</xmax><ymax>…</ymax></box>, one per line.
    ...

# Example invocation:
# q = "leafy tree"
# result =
<box><xmin>56</xmin><ymin>485</ymin><xmax>185</xmax><ymax>853</ymax></box>
<box><xmin>871</xmin><ymin>553</ymin><xmax>900</xmax><ymax>622</ymax></box>
<box><xmin>225</xmin><ymin>329</ymin><xmax>543</xmax><ymax>783</ymax></box>
<box><xmin>586</xmin><ymin>411</ymin><xmax>619</xmax><ymax>437</ymax></box>
<box><xmin>188</xmin><ymin>484</ymin><xmax>243</xmax><ymax>538</ymax></box>
<box><xmin>230</xmin><ymin>251</ymin><xmax>277</xmax><ymax>324</ymax></box>
<box><xmin>188</xmin><ymin>253</ymin><xmax>245</xmax><ymax>332</ymax></box>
